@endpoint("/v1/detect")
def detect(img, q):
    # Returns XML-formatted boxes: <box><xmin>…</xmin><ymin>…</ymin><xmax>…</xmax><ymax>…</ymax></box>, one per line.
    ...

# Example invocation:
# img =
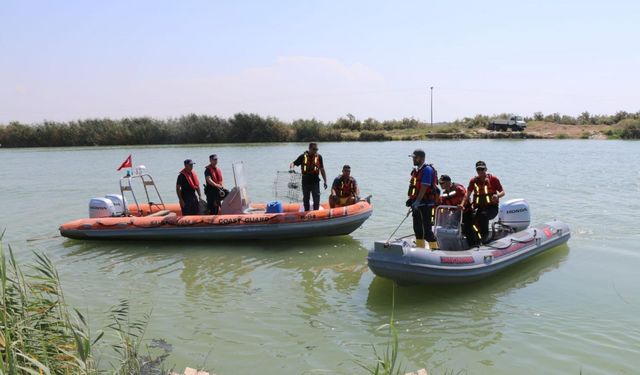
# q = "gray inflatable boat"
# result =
<box><xmin>368</xmin><ymin>199</ymin><xmax>570</xmax><ymax>284</ymax></box>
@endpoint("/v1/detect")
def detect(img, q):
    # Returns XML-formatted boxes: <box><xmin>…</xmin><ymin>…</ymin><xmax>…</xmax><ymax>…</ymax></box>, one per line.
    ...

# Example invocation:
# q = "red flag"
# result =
<box><xmin>117</xmin><ymin>154</ymin><xmax>132</xmax><ymax>171</ymax></box>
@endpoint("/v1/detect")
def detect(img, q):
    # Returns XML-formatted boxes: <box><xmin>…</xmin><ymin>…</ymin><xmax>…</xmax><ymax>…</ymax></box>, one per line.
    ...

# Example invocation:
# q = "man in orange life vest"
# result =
<box><xmin>460</xmin><ymin>160</ymin><xmax>505</xmax><ymax>246</ymax></box>
<box><xmin>204</xmin><ymin>154</ymin><xmax>228</xmax><ymax>215</ymax></box>
<box><xmin>406</xmin><ymin>149</ymin><xmax>439</xmax><ymax>250</ymax></box>
<box><xmin>329</xmin><ymin>164</ymin><xmax>360</xmax><ymax>208</ymax></box>
<box><xmin>290</xmin><ymin>142</ymin><xmax>328</xmax><ymax>211</ymax></box>
<box><xmin>438</xmin><ymin>174</ymin><xmax>472</xmax><ymax>242</ymax></box>
<box><xmin>438</xmin><ymin>174</ymin><xmax>466</xmax><ymax>207</ymax></box>
<box><xmin>176</xmin><ymin>159</ymin><xmax>203</xmax><ymax>216</ymax></box>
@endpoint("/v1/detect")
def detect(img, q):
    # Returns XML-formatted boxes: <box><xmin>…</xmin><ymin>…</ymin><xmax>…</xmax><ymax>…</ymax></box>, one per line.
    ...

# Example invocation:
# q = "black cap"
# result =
<box><xmin>475</xmin><ymin>160</ymin><xmax>487</xmax><ymax>169</ymax></box>
<box><xmin>209</xmin><ymin>154</ymin><xmax>218</xmax><ymax>160</ymax></box>
<box><xmin>409</xmin><ymin>149</ymin><xmax>426</xmax><ymax>158</ymax></box>
<box><xmin>184</xmin><ymin>159</ymin><xmax>195</xmax><ymax>165</ymax></box>
<box><xmin>439</xmin><ymin>174</ymin><xmax>451</xmax><ymax>182</ymax></box>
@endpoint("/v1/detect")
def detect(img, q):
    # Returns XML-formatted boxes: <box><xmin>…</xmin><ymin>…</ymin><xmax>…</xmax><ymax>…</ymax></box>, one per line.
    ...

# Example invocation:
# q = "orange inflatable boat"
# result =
<box><xmin>59</xmin><ymin>163</ymin><xmax>373</xmax><ymax>241</ymax></box>
<box><xmin>60</xmin><ymin>200</ymin><xmax>373</xmax><ymax>240</ymax></box>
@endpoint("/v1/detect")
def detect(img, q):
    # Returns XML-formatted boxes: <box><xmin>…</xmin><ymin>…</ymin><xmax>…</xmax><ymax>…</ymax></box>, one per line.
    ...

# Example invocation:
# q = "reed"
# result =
<box><xmin>358</xmin><ymin>285</ymin><xmax>405</xmax><ymax>375</ymax></box>
<box><xmin>0</xmin><ymin>234</ymin><xmax>169</xmax><ymax>375</ymax></box>
<box><xmin>0</xmin><ymin>233</ymin><xmax>99</xmax><ymax>374</ymax></box>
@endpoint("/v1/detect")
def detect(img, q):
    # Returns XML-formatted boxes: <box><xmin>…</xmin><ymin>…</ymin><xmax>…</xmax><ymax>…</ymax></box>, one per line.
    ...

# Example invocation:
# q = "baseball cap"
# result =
<box><xmin>439</xmin><ymin>174</ymin><xmax>451</xmax><ymax>182</ymax></box>
<box><xmin>184</xmin><ymin>159</ymin><xmax>195</xmax><ymax>165</ymax></box>
<box><xmin>475</xmin><ymin>160</ymin><xmax>487</xmax><ymax>169</ymax></box>
<box><xmin>209</xmin><ymin>154</ymin><xmax>218</xmax><ymax>159</ymax></box>
<box><xmin>409</xmin><ymin>149</ymin><xmax>426</xmax><ymax>158</ymax></box>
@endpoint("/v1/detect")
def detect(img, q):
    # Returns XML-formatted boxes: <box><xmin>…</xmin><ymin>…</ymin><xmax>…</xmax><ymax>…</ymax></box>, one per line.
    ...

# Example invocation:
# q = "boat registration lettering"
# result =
<box><xmin>217</xmin><ymin>216</ymin><xmax>273</xmax><ymax>225</ymax></box>
<box><xmin>440</xmin><ymin>256</ymin><xmax>475</xmax><ymax>264</ymax></box>
<box><xmin>242</xmin><ymin>216</ymin><xmax>273</xmax><ymax>224</ymax></box>
<box><xmin>218</xmin><ymin>217</ymin><xmax>242</xmax><ymax>225</ymax></box>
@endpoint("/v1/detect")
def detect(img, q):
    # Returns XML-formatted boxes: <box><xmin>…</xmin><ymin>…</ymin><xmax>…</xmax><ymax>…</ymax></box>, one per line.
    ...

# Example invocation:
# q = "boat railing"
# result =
<box><xmin>119</xmin><ymin>170</ymin><xmax>166</xmax><ymax>216</ymax></box>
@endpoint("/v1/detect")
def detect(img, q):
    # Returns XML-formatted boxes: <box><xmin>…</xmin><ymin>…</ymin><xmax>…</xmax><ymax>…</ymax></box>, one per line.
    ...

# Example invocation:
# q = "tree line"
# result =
<box><xmin>1</xmin><ymin>111</ymin><xmax>639</xmax><ymax>147</ymax></box>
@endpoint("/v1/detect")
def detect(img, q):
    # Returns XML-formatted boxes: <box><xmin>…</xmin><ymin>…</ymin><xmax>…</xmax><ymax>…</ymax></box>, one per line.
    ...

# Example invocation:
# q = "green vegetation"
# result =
<box><xmin>0</xmin><ymin>236</ymin><xmax>172</xmax><ymax>375</ymax></box>
<box><xmin>529</xmin><ymin>110</ymin><xmax>640</xmax><ymax>125</ymax></box>
<box><xmin>1</xmin><ymin>111</ymin><xmax>639</xmax><ymax>147</ymax></box>
<box><xmin>359</xmin><ymin>287</ymin><xmax>405</xmax><ymax>375</ymax></box>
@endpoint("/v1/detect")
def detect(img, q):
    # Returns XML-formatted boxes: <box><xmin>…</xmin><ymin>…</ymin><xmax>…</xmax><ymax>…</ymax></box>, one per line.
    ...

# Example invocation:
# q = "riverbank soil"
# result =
<box><xmin>524</xmin><ymin>121</ymin><xmax>610</xmax><ymax>139</ymax></box>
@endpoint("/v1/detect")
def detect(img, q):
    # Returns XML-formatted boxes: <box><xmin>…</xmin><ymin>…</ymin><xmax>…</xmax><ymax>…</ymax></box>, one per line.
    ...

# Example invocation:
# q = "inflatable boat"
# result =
<box><xmin>59</xmin><ymin>163</ymin><xmax>373</xmax><ymax>241</ymax></box>
<box><xmin>368</xmin><ymin>200</ymin><xmax>570</xmax><ymax>284</ymax></box>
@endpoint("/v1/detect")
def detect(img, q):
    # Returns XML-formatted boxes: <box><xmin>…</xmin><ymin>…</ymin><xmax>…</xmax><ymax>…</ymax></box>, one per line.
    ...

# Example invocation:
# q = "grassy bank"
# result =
<box><xmin>0</xmin><ymin>237</ymin><xmax>174</xmax><ymax>374</ymax></box>
<box><xmin>1</xmin><ymin>112</ymin><xmax>639</xmax><ymax>148</ymax></box>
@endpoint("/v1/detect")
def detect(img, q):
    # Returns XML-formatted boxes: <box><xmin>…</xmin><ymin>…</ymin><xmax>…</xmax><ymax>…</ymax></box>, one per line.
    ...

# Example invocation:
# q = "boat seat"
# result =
<box><xmin>147</xmin><ymin>209</ymin><xmax>171</xmax><ymax>217</ymax></box>
<box><xmin>435</xmin><ymin>227</ymin><xmax>469</xmax><ymax>251</ymax></box>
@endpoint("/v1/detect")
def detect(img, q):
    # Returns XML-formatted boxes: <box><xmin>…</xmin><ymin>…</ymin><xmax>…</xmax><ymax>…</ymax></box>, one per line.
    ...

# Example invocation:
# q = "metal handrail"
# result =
<box><xmin>119</xmin><ymin>173</ymin><xmax>165</xmax><ymax>216</ymax></box>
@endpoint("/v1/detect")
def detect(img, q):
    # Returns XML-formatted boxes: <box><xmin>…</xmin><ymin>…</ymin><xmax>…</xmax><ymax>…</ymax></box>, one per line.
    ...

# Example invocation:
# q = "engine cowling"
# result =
<box><xmin>104</xmin><ymin>194</ymin><xmax>127</xmax><ymax>216</ymax></box>
<box><xmin>89</xmin><ymin>198</ymin><xmax>116</xmax><ymax>218</ymax></box>
<box><xmin>498</xmin><ymin>198</ymin><xmax>530</xmax><ymax>231</ymax></box>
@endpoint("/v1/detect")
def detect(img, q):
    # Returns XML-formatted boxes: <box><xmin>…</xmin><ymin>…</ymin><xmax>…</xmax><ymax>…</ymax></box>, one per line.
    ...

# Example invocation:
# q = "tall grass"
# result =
<box><xmin>0</xmin><ymin>236</ymin><xmax>100</xmax><ymax>374</ymax></box>
<box><xmin>0</xmin><ymin>235</ymin><xmax>169</xmax><ymax>375</ymax></box>
<box><xmin>358</xmin><ymin>286</ymin><xmax>404</xmax><ymax>375</ymax></box>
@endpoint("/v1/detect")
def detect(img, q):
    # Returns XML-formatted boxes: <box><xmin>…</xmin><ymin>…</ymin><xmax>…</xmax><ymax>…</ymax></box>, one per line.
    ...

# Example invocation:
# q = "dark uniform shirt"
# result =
<box><xmin>177</xmin><ymin>173</ymin><xmax>197</xmax><ymax>198</ymax></box>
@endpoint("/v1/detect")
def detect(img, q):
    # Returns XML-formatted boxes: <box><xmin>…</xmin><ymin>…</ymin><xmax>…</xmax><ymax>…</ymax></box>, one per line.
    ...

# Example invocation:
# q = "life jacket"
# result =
<box><xmin>180</xmin><ymin>168</ymin><xmax>200</xmax><ymax>190</ymax></box>
<box><xmin>472</xmin><ymin>174</ymin><xmax>498</xmax><ymax>208</ymax></box>
<box><xmin>337</xmin><ymin>176</ymin><xmax>356</xmax><ymax>197</ymax></box>
<box><xmin>206</xmin><ymin>165</ymin><xmax>223</xmax><ymax>186</ymax></box>
<box><xmin>302</xmin><ymin>152</ymin><xmax>320</xmax><ymax>175</ymax></box>
<box><xmin>408</xmin><ymin>164</ymin><xmax>438</xmax><ymax>202</ymax></box>
<box><xmin>440</xmin><ymin>182</ymin><xmax>466</xmax><ymax>206</ymax></box>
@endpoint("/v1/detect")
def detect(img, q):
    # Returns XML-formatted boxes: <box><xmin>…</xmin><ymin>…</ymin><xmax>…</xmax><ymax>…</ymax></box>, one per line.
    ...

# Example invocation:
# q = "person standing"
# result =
<box><xmin>204</xmin><ymin>154</ymin><xmax>227</xmax><ymax>215</ymax></box>
<box><xmin>406</xmin><ymin>149</ymin><xmax>439</xmax><ymax>249</ymax></box>
<box><xmin>176</xmin><ymin>159</ymin><xmax>203</xmax><ymax>216</ymax></box>
<box><xmin>329</xmin><ymin>165</ymin><xmax>360</xmax><ymax>208</ymax></box>
<box><xmin>460</xmin><ymin>160</ymin><xmax>505</xmax><ymax>246</ymax></box>
<box><xmin>290</xmin><ymin>142</ymin><xmax>327</xmax><ymax>211</ymax></box>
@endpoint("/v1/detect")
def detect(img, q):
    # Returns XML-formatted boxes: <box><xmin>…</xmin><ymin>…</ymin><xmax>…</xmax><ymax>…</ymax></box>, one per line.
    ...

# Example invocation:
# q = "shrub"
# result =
<box><xmin>359</xmin><ymin>131</ymin><xmax>391</xmax><ymax>141</ymax></box>
<box><xmin>619</xmin><ymin>119</ymin><xmax>640</xmax><ymax>139</ymax></box>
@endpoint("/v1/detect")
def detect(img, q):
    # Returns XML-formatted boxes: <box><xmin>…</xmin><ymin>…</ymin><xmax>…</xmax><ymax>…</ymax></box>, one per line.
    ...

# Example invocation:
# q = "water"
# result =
<box><xmin>1</xmin><ymin>140</ymin><xmax>639</xmax><ymax>374</ymax></box>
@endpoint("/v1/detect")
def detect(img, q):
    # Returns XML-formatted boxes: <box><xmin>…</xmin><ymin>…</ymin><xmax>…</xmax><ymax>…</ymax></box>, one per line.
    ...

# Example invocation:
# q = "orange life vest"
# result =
<box><xmin>302</xmin><ymin>153</ymin><xmax>320</xmax><ymax>175</ymax></box>
<box><xmin>408</xmin><ymin>164</ymin><xmax>438</xmax><ymax>202</ymax></box>
<box><xmin>180</xmin><ymin>169</ymin><xmax>200</xmax><ymax>190</ymax></box>
<box><xmin>337</xmin><ymin>177</ymin><xmax>356</xmax><ymax>197</ymax></box>
<box><xmin>440</xmin><ymin>182</ymin><xmax>466</xmax><ymax>206</ymax></box>
<box><xmin>472</xmin><ymin>174</ymin><xmax>498</xmax><ymax>208</ymax></box>
<box><xmin>206</xmin><ymin>165</ymin><xmax>223</xmax><ymax>186</ymax></box>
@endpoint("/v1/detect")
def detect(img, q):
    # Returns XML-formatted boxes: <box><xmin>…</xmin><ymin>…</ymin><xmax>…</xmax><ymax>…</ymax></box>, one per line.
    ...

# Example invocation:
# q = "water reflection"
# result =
<box><xmin>61</xmin><ymin>235</ymin><xmax>369</xmax><ymax>313</ymax></box>
<box><xmin>365</xmin><ymin>244</ymin><xmax>570</xmax><ymax>369</ymax></box>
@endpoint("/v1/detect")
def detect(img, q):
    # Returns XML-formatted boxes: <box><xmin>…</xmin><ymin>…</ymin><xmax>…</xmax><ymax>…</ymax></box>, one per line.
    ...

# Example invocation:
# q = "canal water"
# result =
<box><xmin>0</xmin><ymin>140</ymin><xmax>638</xmax><ymax>374</ymax></box>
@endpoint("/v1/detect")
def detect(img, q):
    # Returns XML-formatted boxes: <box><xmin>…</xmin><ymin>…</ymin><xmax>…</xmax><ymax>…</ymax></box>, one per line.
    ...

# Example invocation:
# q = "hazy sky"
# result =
<box><xmin>2</xmin><ymin>0</ymin><xmax>639</xmax><ymax>123</ymax></box>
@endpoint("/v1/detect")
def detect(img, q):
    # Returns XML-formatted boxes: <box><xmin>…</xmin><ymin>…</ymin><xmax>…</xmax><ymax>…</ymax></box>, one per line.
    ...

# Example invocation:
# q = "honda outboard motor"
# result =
<box><xmin>104</xmin><ymin>194</ymin><xmax>127</xmax><ymax>216</ymax></box>
<box><xmin>498</xmin><ymin>199</ymin><xmax>531</xmax><ymax>231</ymax></box>
<box><xmin>89</xmin><ymin>198</ymin><xmax>116</xmax><ymax>218</ymax></box>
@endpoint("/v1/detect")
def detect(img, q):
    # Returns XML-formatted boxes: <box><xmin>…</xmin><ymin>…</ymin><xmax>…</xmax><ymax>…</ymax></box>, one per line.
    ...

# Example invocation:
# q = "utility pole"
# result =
<box><xmin>430</xmin><ymin>86</ymin><xmax>434</xmax><ymax>126</ymax></box>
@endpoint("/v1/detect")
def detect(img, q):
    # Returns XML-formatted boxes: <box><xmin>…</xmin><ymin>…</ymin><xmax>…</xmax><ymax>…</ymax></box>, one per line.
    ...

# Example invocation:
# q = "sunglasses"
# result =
<box><xmin>476</xmin><ymin>167</ymin><xmax>486</xmax><ymax>171</ymax></box>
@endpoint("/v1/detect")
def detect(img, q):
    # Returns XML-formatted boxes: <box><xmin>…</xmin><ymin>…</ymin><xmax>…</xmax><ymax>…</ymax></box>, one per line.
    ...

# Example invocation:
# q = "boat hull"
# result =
<box><xmin>368</xmin><ymin>220</ymin><xmax>570</xmax><ymax>284</ymax></box>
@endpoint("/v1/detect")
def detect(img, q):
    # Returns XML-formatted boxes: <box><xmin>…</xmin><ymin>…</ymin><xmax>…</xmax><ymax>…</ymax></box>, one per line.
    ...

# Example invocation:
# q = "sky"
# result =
<box><xmin>1</xmin><ymin>0</ymin><xmax>639</xmax><ymax>124</ymax></box>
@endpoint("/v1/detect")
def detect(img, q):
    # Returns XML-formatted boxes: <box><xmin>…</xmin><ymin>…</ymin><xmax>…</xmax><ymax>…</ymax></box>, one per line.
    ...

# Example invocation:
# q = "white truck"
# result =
<box><xmin>487</xmin><ymin>115</ymin><xmax>527</xmax><ymax>131</ymax></box>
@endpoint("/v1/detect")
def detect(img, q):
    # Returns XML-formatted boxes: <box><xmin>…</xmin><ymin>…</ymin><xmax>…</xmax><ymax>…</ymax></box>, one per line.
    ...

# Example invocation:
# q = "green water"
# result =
<box><xmin>1</xmin><ymin>140</ymin><xmax>638</xmax><ymax>374</ymax></box>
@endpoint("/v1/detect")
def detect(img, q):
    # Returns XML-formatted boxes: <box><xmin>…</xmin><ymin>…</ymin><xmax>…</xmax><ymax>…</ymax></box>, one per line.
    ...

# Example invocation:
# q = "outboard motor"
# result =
<box><xmin>89</xmin><ymin>198</ymin><xmax>117</xmax><ymax>218</ymax></box>
<box><xmin>104</xmin><ymin>194</ymin><xmax>127</xmax><ymax>216</ymax></box>
<box><xmin>498</xmin><ymin>199</ymin><xmax>531</xmax><ymax>231</ymax></box>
